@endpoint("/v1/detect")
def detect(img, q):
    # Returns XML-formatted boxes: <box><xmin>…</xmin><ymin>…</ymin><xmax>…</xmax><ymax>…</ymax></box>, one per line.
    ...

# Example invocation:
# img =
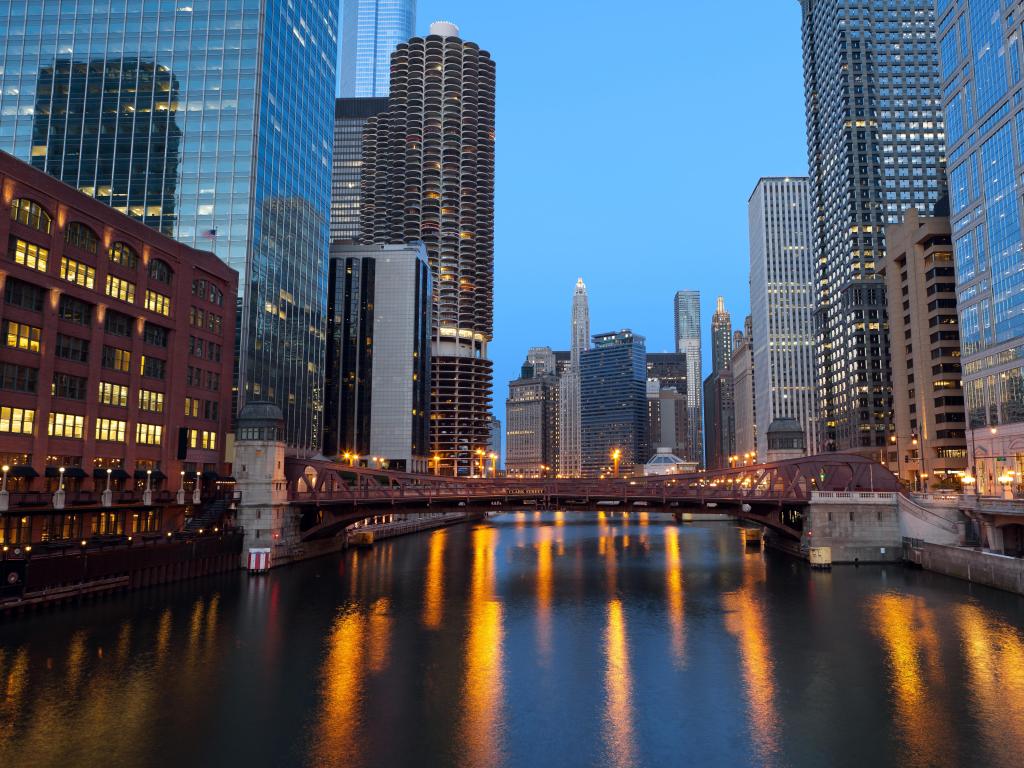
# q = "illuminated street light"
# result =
<box><xmin>611</xmin><ymin>448</ymin><xmax>622</xmax><ymax>478</ymax></box>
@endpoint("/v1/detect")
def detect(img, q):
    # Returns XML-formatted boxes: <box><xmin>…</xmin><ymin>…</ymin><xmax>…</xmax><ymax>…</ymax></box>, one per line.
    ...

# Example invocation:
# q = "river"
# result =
<box><xmin>2</xmin><ymin>511</ymin><xmax>1024</xmax><ymax>767</ymax></box>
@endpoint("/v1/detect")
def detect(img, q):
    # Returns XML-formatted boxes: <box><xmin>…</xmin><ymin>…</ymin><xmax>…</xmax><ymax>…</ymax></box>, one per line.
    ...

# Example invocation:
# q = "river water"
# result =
<box><xmin>3</xmin><ymin>512</ymin><xmax>1024</xmax><ymax>768</ymax></box>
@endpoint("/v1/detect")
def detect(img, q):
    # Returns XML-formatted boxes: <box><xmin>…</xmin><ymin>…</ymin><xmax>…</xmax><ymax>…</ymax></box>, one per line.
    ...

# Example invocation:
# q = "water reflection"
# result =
<box><xmin>422</xmin><ymin>529</ymin><xmax>447</xmax><ymax>629</ymax></box>
<box><xmin>536</xmin><ymin>524</ymin><xmax>554</xmax><ymax>664</ymax></box>
<box><xmin>604</xmin><ymin>598</ymin><xmax>637</xmax><ymax>768</ymax></box>
<box><xmin>664</xmin><ymin>526</ymin><xmax>686</xmax><ymax>667</ymax></box>
<box><xmin>722</xmin><ymin>551</ymin><xmax>779</xmax><ymax>764</ymax></box>
<box><xmin>314</xmin><ymin>609</ymin><xmax>366</xmax><ymax>768</ymax></box>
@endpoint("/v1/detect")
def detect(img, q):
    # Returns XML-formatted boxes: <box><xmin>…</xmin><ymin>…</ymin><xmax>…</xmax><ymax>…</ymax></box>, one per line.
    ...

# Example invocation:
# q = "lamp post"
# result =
<box><xmin>192</xmin><ymin>469</ymin><xmax>201</xmax><ymax>504</ymax></box>
<box><xmin>611</xmin><ymin>448</ymin><xmax>622</xmax><ymax>479</ymax></box>
<box><xmin>475</xmin><ymin>448</ymin><xmax>485</xmax><ymax>477</ymax></box>
<box><xmin>177</xmin><ymin>470</ymin><xmax>186</xmax><ymax>505</ymax></box>
<box><xmin>53</xmin><ymin>466</ymin><xmax>66</xmax><ymax>510</ymax></box>
<box><xmin>890</xmin><ymin>434</ymin><xmax>901</xmax><ymax>485</ymax></box>
<box><xmin>0</xmin><ymin>464</ymin><xmax>9</xmax><ymax>513</ymax></box>
<box><xmin>143</xmin><ymin>469</ymin><xmax>153</xmax><ymax>506</ymax></box>
<box><xmin>489</xmin><ymin>452</ymin><xmax>498</xmax><ymax>478</ymax></box>
<box><xmin>102</xmin><ymin>468</ymin><xmax>113</xmax><ymax>508</ymax></box>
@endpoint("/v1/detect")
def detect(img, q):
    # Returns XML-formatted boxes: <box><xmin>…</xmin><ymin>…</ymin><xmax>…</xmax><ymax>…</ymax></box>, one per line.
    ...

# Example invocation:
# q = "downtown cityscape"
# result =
<box><xmin>3</xmin><ymin>1</ymin><xmax>1024</xmax><ymax>767</ymax></box>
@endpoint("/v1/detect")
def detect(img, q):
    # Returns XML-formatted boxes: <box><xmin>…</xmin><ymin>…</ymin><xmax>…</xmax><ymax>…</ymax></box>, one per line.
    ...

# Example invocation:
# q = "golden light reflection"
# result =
<box><xmin>722</xmin><ymin>555</ymin><xmax>778</xmax><ymax>762</ymax></box>
<box><xmin>536</xmin><ymin>525</ymin><xmax>554</xmax><ymax>664</ymax></box>
<box><xmin>313</xmin><ymin>609</ymin><xmax>366</xmax><ymax>768</ymax></box>
<box><xmin>422</xmin><ymin>528</ymin><xmax>447</xmax><ymax>629</ymax></box>
<box><xmin>957</xmin><ymin>602</ymin><xmax>1024</xmax><ymax>760</ymax></box>
<box><xmin>870</xmin><ymin>593</ymin><xmax>954</xmax><ymax>768</ymax></box>
<box><xmin>603</xmin><ymin>599</ymin><xmax>637</xmax><ymax>768</ymax></box>
<box><xmin>0</xmin><ymin>647</ymin><xmax>28</xmax><ymax>746</ymax></box>
<box><xmin>664</xmin><ymin>526</ymin><xmax>686</xmax><ymax>668</ymax></box>
<box><xmin>367</xmin><ymin>598</ymin><xmax>392</xmax><ymax>674</ymax></box>
<box><xmin>460</xmin><ymin>526</ymin><xmax>504</xmax><ymax>768</ymax></box>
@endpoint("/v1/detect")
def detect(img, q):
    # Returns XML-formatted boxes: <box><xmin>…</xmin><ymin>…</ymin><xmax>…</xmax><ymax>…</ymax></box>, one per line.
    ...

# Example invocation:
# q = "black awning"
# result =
<box><xmin>64</xmin><ymin>468</ymin><xmax>88</xmax><ymax>479</ymax></box>
<box><xmin>133</xmin><ymin>469</ymin><xmax>163</xmax><ymax>480</ymax></box>
<box><xmin>151</xmin><ymin>470</ymin><xmax>166</xmax><ymax>481</ymax></box>
<box><xmin>184</xmin><ymin>471</ymin><xmax>198</xmax><ymax>480</ymax></box>
<box><xmin>201</xmin><ymin>470</ymin><xmax>220</xmax><ymax>480</ymax></box>
<box><xmin>44</xmin><ymin>467</ymin><xmax>59</xmax><ymax>478</ymax></box>
<box><xmin>110</xmin><ymin>469</ymin><xmax>130</xmax><ymax>480</ymax></box>
<box><xmin>218</xmin><ymin>476</ymin><xmax>237</xmax><ymax>483</ymax></box>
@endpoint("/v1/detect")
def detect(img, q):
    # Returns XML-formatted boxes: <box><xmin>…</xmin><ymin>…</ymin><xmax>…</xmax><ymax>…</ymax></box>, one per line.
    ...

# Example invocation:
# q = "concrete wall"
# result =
<box><xmin>907</xmin><ymin>542</ymin><xmax>1024</xmax><ymax>596</ymax></box>
<box><xmin>806</xmin><ymin>499</ymin><xmax>903</xmax><ymax>563</ymax></box>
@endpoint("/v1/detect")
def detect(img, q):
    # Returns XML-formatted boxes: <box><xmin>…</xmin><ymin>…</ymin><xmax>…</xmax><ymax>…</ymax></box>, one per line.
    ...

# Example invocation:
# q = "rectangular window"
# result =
<box><xmin>95</xmin><ymin>418</ymin><xmax>126</xmax><ymax>442</ymax></box>
<box><xmin>0</xmin><ymin>406</ymin><xmax>35</xmax><ymax>434</ymax></box>
<box><xmin>140</xmin><ymin>355</ymin><xmax>166</xmax><ymax>380</ymax></box>
<box><xmin>3</xmin><ymin>277</ymin><xmax>44</xmax><ymax>311</ymax></box>
<box><xmin>57</xmin><ymin>295</ymin><xmax>93</xmax><ymax>326</ymax></box>
<box><xmin>8</xmin><ymin>237</ymin><xmax>48</xmax><ymax>272</ymax></box>
<box><xmin>4</xmin><ymin>321</ymin><xmax>41</xmax><ymax>352</ymax></box>
<box><xmin>48</xmin><ymin>412</ymin><xmax>84</xmax><ymax>438</ymax></box>
<box><xmin>98</xmin><ymin>381</ymin><xmax>129</xmax><ymax>407</ymax></box>
<box><xmin>136</xmin><ymin>423</ymin><xmax>163</xmax><ymax>446</ymax></box>
<box><xmin>104</xmin><ymin>310</ymin><xmax>133</xmax><ymax>337</ymax></box>
<box><xmin>0</xmin><ymin>363</ymin><xmax>38</xmax><ymax>393</ymax></box>
<box><xmin>105</xmin><ymin>275</ymin><xmax>136</xmax><ymax>303</ymax></box>
<box><xmin>55</xmin><ymin>334</ymin><xmax>90</xmax><ymax>363</ymax></box>
<box><xmin>142</xmin><ymin>322</ymin><xmax>169</xmax><ymax>347</ymax></box>
<box><xmin>52</xmin><ymin>373</ymin><xmax>88</xmax><ymax>401</ymax></box>
<box><xmin>185</xmin><ymin>396</ymin><xmax>200</xmax><ymax>418</ymax></box>
<box><xmin>60</xmin><ymin>256</ymin><xmax>95</xmax><ymax>289</ymax></box>
<box><xmin>144</xmin><ymin>290</ymin><xmax>171</xmax><ymax>316</ymax></box>
<box><xmin>203</xmin><ymin>400</ymin><xmax>219</xmax><ymax>421</ymax></box>
<box><xmin>139</xmin><ymin>389</ymin><xmax>165</xmax><ymax>413</ymax></box>
<box><xmin>101</xmin><ymin>345</ymin><xmax>131</xmax><ymax>373</ymax></box>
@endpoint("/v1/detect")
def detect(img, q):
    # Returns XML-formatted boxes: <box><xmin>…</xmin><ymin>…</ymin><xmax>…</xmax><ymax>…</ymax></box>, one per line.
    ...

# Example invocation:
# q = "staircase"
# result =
<box><xmin>184</xmin><ymin>498</ymin><xmax>229</xmax><ymax>534</ymax></box>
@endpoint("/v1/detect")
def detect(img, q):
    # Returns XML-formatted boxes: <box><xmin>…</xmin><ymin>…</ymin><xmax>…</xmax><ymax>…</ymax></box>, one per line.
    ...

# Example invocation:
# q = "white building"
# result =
<box><xmin>557</xmin><ymin>278</ymin><xmax>589</xmax><ymax>477</ymax></box>
<box><xmin>674</xmin><ymin>290</ymin><xmax>703</xmax><ymax>464</ymax></box>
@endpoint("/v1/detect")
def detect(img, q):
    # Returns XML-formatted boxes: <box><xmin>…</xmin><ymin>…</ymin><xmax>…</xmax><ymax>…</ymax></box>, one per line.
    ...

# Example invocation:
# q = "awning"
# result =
<box><xmin>44</xmin><ymin>467</ymin><xmax>84</xmax><ymax>478</ymax></box>
<box><xmin>152</xmin><ymin>470</ymin><xmax>166</xmax><ymax>481</ymax></box>
<box><xmin>201</xmin><ymin>470</ymin><xmax>220</xmax><ymax>480</ymax></box>
<box><xmin>217</xmin><ymin>476</ymin><xmax>237</xmax><ymax>483</ymax></box>
<box><xmin>134</xmin><ymin>469</ymin><xmax>165</xmax><ymax>480</ymax></box>
<box><xmin>94</xmin><ymin>468</ymin><xmax>130</xmax><ymax>480</ymax></box>
<box><xmin>184</xmin><ymin>471</ymin><xmax>198</xmax><ymax>480</ymax></box>
<box><xmin>9</xmin><ymin>465</ymin><xmax>38</xmax><ymax>478</ymax></box>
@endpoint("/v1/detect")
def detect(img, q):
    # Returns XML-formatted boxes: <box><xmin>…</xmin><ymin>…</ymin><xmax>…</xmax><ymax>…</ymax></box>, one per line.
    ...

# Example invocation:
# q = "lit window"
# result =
<box><xmin>9</xmin><ymin>237</ymin><xmax>48</xmax><ymax>272</ymax></box>
<box><xmin>60</xmin><ymin>256</ymin><xmax>96</xmax><ymax>289</ymax></box>
<box><xmin>136</xmin><ymin>423</ymin><xmax>163</xmax><ymax>446</ymax></box>
<box><xmin>139</xmin><ymin>389</ymin><xmax>165</xmax><ymax>413</ymax></box>
<box><xmin>4</xmin><ymin>321</ymin><xmax>41</xmax><ymax>352</ymax></box>
<box><xmin>105</xmin><ymin>275</ymin><xmax>136</xmax><ymax>303</ymax></box>
<box><xmin>98</xmin><ymin>381</ymin><xmax>129</xmax><ymax>407</ymax></box>
<box><xmin>144</xmin><ymin>290</ymin><xmax>171</xmax><ymax>316</ymax></box>
<box><xmin>48</xmin><ymin>412</ymin><xmax>84</xmax><ymax>439</ymax></box>
<box><xmin>10</xmin><ymin>198</ymin><xmax>52</xmax><ymax>233</ymax></box>
<box><xmin>95</xmin><ymin>418</ymin><xmax>127</xmax><ymax>442</ymax></box>
<box><xmin>0</xmin><ymin>406</ymin><xmax>35</xmax><ymax>434</ymax></box>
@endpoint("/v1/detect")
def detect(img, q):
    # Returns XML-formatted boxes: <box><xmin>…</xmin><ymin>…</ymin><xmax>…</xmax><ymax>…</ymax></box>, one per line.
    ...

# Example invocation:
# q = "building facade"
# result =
<box><xmin>703</xmin><ymin>369</ymin><xmax>736</xmax><ymax>471</ymax></box>
<box><xmin>647</xmin><ymin>380</ymin><xmax>688</xmax><ymax>459</ymax></box>
<box><xmin>710</xmin><ymin>296</ymin><xmax>733</xmax><ymax>375</ymax></box>
<box><xmin>0</xmin><ymin>0</ymin><xmax>337</xmax><ymax>452</ymax></box>
<box><xmin>339</xmin><ymin>0</ymin><xmax>417</xmax><ymax>97</ymax></box>
<box><xmin>646</xmin><ymin>352</ymin><xmax>688</xmax><ymax>401</ymax></box>
<box><xmin>748</xmin><ymin>176</ymin><xmax>819</xmax><ymax>458</ymax></box>
<box><xmin>0</xmin><ymin>151</ymin><xmax>237</xmax><ymax>540</ymax></box>
<box><xmin>331</xmin><ymin>98</ymin><xmax>390</xmax><ymax>243</ymax></box>
<box><xmin>580</xmin><ymin>331</ymin><xmax>648</xmax><ymax>477</ymax></box>
<box><xmin>881</xmin><ymin>206</ymin><xmax>966</xmax><ymax>489</ymax></box>
<box><xmin>360</xmin><ymin>21</ymin><xmax>496</xmax><ymax>476</ymax></box>
<box><xmin>506</xmin><ymin>356</ymin><xmax>559</xmax><ymax>478</ymax></box>
<box><xmin>323</xmin><ymin>242</ymin><xmax>431</xmax><ymax>471</ymax></box>
<box><xmin>800</xmin><ymin>0</ymin><xmax>947</xmax><ymax>455</ymax></box>
<box><xmin>939</xmin><ymin>0</ymin><xmax>1024</xmax><ymax>496</ymax></box>
<box><xmin>673</xmin><ymin>290</ymin><xmax>703</xmax><ymax>464</ymax></box>
<box><xmin>732</xmin><ymin>324</ymin><xmax>756</xmax><ymax>460</ymax></box>
<box><xmin>557</xmin><ymin>278</ymin><xmax>589</xmax><ymax>477</ymax></box>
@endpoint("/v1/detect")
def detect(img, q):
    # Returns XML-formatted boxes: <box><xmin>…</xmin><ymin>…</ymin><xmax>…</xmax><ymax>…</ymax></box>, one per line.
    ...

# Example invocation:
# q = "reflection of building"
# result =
<box><xmin>506</xmin><ymin>353</ymin><xmax>559</xmax><ymax>477</ymax></box>
<box><xmin>0</xmin><ymin>0</ymin><xmax>336</xmax><ymax>452</ymax></box>
<box><xmin>340</xmin><ymin>0</ymin><xmax>417</xmax><ymax>97</ymax></box>
<box><xmin>581</xmin><ymin>330</ymin><xmax>648</xmax><ymax>477</ymax></box>
<box><xmin>674</xmin><ymin>291</ymin><xmax>702</xmax><ymax>464</ymax></box>
<box><xmin>732</xmin><ymin>322</ymin><xmax>756</xmax><ymax>460</ymax></box>
<box><xmin>880</xmin><ymin>206</ymin><xmax>965</xmax><ymax>489</ymax></box>
<box><xmin>801</xmin><ymin>0</ymin><xmax>946</xmax><ymax>456</ymax></box>
<box><xmin>558</xmin><ymin>278</ymin><xmax>590</xmax><ymax>477</ymax></box>
<box><xmin>30</xmin><ymin>59</ymin><xmax>182</xmax><ymax>236</ymax></box>
<box><xmin>0</xmin><ymin>152</ymin><xmax>236</xmax><ymax>511</ymax></box>
<box><xmin>938</xmin><ymin>1</ymin><xmax>1024</xmax><ymax>497</ymax></box>
<box><xmin>323</xmin><ymin>243</ymin><xmax>431</xmax><ymax>471</ymax></box>
<box><xmin>748</xmin><ymin>177</ymin><xmax>818</xmax><ymax>457</ymax></box>
<box><xmin>331</xmin><ymin>98</ymin><xmax>389</xmax><ymax>243</ymax></box>
<box><xmin>361</xmin><ymin>22</ymin><xmax>496</xmax><ymax>475</ymax></box>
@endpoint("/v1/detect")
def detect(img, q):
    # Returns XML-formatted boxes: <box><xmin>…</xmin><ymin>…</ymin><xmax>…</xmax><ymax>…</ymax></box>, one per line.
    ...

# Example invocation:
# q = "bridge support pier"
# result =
<box><xmin>804</xmin><ymin>493</ymin><xmax>903</xmax><ymax>563</ymax></box>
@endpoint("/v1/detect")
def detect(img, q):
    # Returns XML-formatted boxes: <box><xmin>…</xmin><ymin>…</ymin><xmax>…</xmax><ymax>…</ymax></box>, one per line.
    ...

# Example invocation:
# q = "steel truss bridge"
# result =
<box><xmin>283</xmin><ymin>454</ymin><xmax>900</xmax><ymax>542</ymax></box>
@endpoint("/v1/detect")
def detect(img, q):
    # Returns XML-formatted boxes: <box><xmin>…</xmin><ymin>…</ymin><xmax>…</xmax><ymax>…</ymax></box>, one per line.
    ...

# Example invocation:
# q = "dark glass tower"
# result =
<box><xmin>331</xmin><ymin>97</ymin><xmax>389</xmax><ymax>243</ymax></box>
<box><xmin>361</xmin><ymin>21</ymin><xmax>496</xmax><ymax>476</ymax></box>
<box><xmin>800</xmin><ymin>0</ymin><xmax>946</xmax><ymax>455</ymax></box>
<box><xmin>0</xmin><ymin>0</ymin><xmax>336</xmax><ymax>452</ymax></box>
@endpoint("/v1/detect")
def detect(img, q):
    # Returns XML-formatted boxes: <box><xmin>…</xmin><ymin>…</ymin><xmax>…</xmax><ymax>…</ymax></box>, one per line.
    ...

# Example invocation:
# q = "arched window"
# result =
<box><xmin>148</xmin><ymin>258</ymin><xmax>172</xmax><ymax>284</ymax></box>
<box><xmin>10</xmin><ymin>198</ymin><xmax>52</xmax><ymax>234</ymax></box>
<box><xmin>108</xmin><ymin>242</ymin><xmax>138</xmax><ymax>269</ymax></box>
<box><xmin>64</xmin><ymin>221</ymin><xmax>99</xmax><ymax>255</ymax></box>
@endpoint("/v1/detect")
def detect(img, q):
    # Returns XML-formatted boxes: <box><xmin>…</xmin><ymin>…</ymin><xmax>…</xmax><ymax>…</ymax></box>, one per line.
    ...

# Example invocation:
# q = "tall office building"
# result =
<box><xmin>674</xmin><ymin>290</ymin><xmax>703</xmax><ymax>464</ymax></box>
<box><xmin>0</xmin><ymin>0</ymin><xmax>337</xmax><ymax>452</ymax></box>
<box><xmin>331</xmin><ymin>98</ymin><xmax>389</xmax><ymax>242</ymax></box>
<box><xmin>580</xmin><ymin>331</ymin><xmax>648</xmax><ymax>477</ymax></box>
<box><xmin>361</xmin><ymin>21</ymin><xmax>496</xmax><ymax>476</ymax></box>
<box><xmin>340</xmin><ymin>0</ymin><xmax>417</xmax><ymax>97</ymax></box>
<box><xmin>748</xmin><ymin>176</ymin><xmax>819</xmax><ymax>458</ymax></box>
<box><xmin>558</xmin><ymin>278</ymin><xmax>590</xmax><ymax>477</ymax></box>
<box><xmin>710</xmin><ymin>296</ymin><xmax>733</xmax><ymax>374</ymax></box>
<box><xmin>938</xmin><ymin>0</ymin><xmax>1024</xmax><ymax>494</ymax></box>
<box><xmin>646</xmin><ymin>353</ymin><xmax>688</xmax><ymax>401</ymax></box>
<box><xmin>703</xmin><ymin>368</ymin><xmax>736</xmax><ymax>471</ymax></box>
<box><xmin>800</xmin><ymin>0</ymin><xmax>946</xmax><ymax>455</ymax></box>
<box><xmin>647</xmin><ymin>381</ymin><xmax>689</xmax><ymax>459</ymax></box>
<box><xmin>506</xmin><ymin>351</ymin><xmax>560</xmax><ymax>477</ymax></box>
<box><xmin>323</xmin><ymin>243</ymin><xmax>431</xmax><ymax>471</ymax></box>
<box><xmin>732</xmin><ymin>323</ymin><xmax>757</xmax><ymax>460</ymax></box>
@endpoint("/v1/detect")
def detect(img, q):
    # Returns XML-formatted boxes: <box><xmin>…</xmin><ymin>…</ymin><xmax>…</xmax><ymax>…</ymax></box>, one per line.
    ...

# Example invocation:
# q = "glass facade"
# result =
<box><xmin>339</xmin><ymin>0</ymin><xmax>416</xmax><ymax>97</ymax></box>
<box><xmin>331</xmin><ymin>97</ymin><xmax>388</xmax><ymax>242</ymax></box>
<box><xmin>673</xmin><ymin>290</ymin><xmax>702</xmax><ymax>464</ymax></box>
<box><xmin>0</xmin><ymin>0</ymin><xmax>336</xmax><ymax>451</ymax></box>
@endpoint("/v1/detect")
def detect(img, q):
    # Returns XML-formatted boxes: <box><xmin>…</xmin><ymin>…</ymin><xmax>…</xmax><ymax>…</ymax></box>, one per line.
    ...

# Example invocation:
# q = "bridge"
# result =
<box><xmin>281</xmin><ymin>454</ymin><xmax>901</xmax><ymax>542</ymax></box>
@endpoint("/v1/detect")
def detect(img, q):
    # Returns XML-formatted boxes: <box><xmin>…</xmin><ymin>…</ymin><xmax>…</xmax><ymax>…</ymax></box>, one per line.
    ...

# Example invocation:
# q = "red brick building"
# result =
<box><xmin>0</xmin><ymin>151</ymin><xmax>237</xmax><ymax>545</ymax></box>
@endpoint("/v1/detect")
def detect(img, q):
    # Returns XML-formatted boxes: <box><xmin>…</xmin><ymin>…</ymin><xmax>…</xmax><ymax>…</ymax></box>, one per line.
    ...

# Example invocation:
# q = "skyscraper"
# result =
<box><xmin>674</xmin><ymin>290</ymin><xmax>703</xmax><ymax>464</ymax></box>
<box><xmin>558</xmin><ymin>278</ymin><xmax>590</xmax><ymax>477</ymax></box>
<box><xmin>938</xmin><ymin>0</ymin><xmax>1024</xmax><ymax>494</ymax></box>
<box><xmin>506</xmin><ymin>351</ymin><xmax>560</xmax><ymax>477</ymax></box>
<box><xmin>361</xmin><ymin>21</ymin><xmax>496</xmax><ymax>475</ymax></box>
<box><xmin>339</xmin><ymin>0</ymin><xmax>417</xmax><ymax>97</ymax></box>
<box><xmin>710</xmin><ymin>296</ymin><xmax>733</xmax><ymax>374</ymax></box>
<box><xmin>732</xmin><ymin>322</ymin><xmax>756</xmax><ymax>460</ymax></box>
<box><xmin>748</xmin><ymin>176</ymin><xmax>818</xmax><ymax>458</ymax></box>
<box><xmin>331</xmin><ymin>98</ymin><xmax>389</xmax><ymax>242</ymax></box>
<box><xmin>580</xmin><ymin>331</ymin><xmax>648</xmax><ymax>477</ymax></box>
<box><xmin>0</xmin><ymin>0</ymin><xmax>337</xmax><ymax>452</ymax></box>
<box><xmin>800</xmin><ymin>0</ymin><xmax>946</xmax><ymax>455</ymax></box>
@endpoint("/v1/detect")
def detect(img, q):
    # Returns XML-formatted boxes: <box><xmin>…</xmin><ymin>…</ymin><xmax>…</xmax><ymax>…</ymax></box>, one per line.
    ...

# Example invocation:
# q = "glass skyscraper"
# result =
<box><xmin>0</xmin><ymin>0</ymin><xmax>337</xmax><ymax>451</ymax></box>
<box><xmin>674</xmin><ymin>290</ymin><xmax>703</xmax><ymax>464</ymax></box>
<box><xmin>938</xmin><ymin>0</ymin><xmax>1024</xmax><ymax>490</ymax></box>
<box><xmin>331</xmin><ymin>97</ymin><xmax>388</xmax><ymax>242</ymax></box>
<box><xmin>340</xmin><ymin>0</ymin><xmax>417</xmax><ymax>97</ymax></box>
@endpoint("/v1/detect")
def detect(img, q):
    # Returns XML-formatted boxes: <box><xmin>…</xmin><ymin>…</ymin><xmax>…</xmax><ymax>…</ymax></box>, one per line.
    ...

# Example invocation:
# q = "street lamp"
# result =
<box><xmin>103</xmin><ymin>468</ymin><xmax>113</xmax><ymax>508</ymax></box>
<box><xmin>431</xmin><ymin>454</ymin><xmax>441</xmax><ymax>476</ymax></box>
<box><xmin>489</xmin><ymin>452</ymin><xmax>498</xmax><ymax>478</ymax></box>
<box><xmin>53</xmin><ymin>466</ymin><xmax>66</xmax><ymax>510</ymax></box>
<box><xmin>0</xmin><ymin>464</ymin><xmax>9</xmax><ymax>513</ymax></box>
<box><xmin>611</xmin><ymin>448</ymin><xmax>622</xmax><ymax>478</ymax></box>
<box><xmin>475</xmin><ymin>448</ymin><xmax>485</xmax><ymax>477</ymax></box>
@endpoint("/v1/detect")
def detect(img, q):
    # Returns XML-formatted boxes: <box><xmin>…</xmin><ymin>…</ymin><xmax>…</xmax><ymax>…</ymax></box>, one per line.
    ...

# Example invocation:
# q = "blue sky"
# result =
<box><xmin>354</xmin><ymin>0</ymin><xmax>810</xmax><ymax>415</ymax></box>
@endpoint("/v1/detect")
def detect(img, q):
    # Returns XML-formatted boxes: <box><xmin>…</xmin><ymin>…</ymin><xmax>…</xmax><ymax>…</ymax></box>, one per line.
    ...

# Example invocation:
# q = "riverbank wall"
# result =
<box><xmin>905</xmin><ymin>540</ymin><xmax>1024</xmax><ymax>596</ymax></box>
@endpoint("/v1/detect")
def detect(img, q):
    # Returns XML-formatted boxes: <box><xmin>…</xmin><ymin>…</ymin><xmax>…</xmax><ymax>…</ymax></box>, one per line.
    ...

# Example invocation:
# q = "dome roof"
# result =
<box><xmin>646</xmin><ymin>453</ymin><xmax>685</xmax><ymax>466</ymax></box>
<box><xmin>237</xmin><ymin>401</ymin><xmax>284</xmax><ymax>424</ymax></box>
